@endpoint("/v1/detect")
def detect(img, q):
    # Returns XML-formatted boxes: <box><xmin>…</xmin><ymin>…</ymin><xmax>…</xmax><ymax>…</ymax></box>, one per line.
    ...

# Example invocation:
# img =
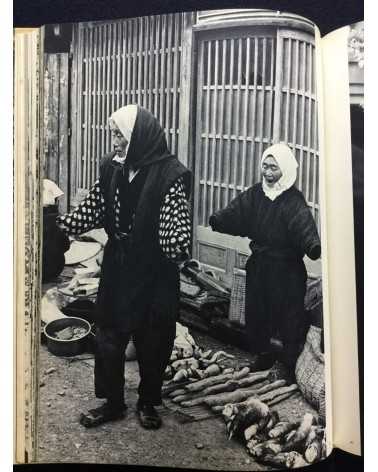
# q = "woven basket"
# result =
<box><xmin>228</xmin><ymin>268</ymin><xmax>246</xmax><ymax>326</ymax></box>
<box><xmin>295</xmin><ymin>325</ymin><xmax>326</xmax><ymax>422</ymax></box>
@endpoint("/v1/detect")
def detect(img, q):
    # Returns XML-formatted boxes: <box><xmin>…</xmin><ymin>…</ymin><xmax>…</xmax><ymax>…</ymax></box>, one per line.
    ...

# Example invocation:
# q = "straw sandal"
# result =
<box><xmin>79</xmin><ymin>402</ymin><xmax>127</xmax><ymax>428</ymax></box>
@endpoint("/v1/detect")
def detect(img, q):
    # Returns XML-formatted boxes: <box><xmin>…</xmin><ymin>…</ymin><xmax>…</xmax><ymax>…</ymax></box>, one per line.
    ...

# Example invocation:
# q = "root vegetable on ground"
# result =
<box><xmin>183</xmin><ymin>373</ymin><xmax>235</xmax><ymax>393</ymax></box>
<box><xmin>195</xmin><ymin>379</ymin><xmax>286</xmax><ymax>408</ymax></box>
<box><xmin>285</xmin><ymin>451</ymin><xmax>308</xmax><ymax>468</ymax></box>
<box><xmin>268</xmin><ymin>421</ymin><xmax>299</xmax><ymax>439</ymax></box>
<box><xmin>305</xmin><ymin>438</ymin><xmax>323</xmax><ymax>463</ymax></box>
<box><xmin>281</xmin><ymin>413</ymin><xmax>316</xmax><ymax>453</ymax></box>
<box><xmin>237</xmin><ymin>370</ymin><xmax>270</xmax><ymax>387</ymax></box>
<box><xmin>266</xmin><ymin>390</ymin><xmax>300</xmax><ymax>407</ymax></box>
<box><xmin>258</xmin><ymin>384</ymin><xmax>298</xmax><ymax>404</ymax></box>
<box><xmin>227</xmin><ymin>399</ymin><xmax>270</xmax><ymax>439</ymax></box>
<box><xmin>203</xmin><ymin>364</ymin><xmax>221</xmax><ymax>377</ymax></box>
<box><xmin>248</xmin><ymin>439</ymin><xmax>282</xmax><ymax>458</ymax></box>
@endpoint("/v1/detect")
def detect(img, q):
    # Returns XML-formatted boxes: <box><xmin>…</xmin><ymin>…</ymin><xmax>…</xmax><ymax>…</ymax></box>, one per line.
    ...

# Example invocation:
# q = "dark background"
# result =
<box><xmin>13</xmin><ymin>0</ymin><xmax>364</xmax><ymax>471</ymax></box>
<box><xmin>14</xmin><ymin>0</ymin><xmax>363</xmax><ymax>37</ymax></box>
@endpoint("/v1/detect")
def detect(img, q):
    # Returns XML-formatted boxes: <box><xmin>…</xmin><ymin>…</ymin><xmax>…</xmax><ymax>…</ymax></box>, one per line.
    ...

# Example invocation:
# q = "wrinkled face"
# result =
<box><xmin>261</xmin><ymin>155</ymin><xmax>283</xmax><ymax>187</ymax></box>
<box><xmin>109</xmin><ymin>119</ymin><xmax>129</xmax><ymax>157</ymax></box>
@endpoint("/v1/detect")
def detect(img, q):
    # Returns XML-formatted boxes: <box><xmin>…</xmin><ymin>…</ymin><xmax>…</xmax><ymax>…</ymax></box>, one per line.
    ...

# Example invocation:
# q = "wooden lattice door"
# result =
<box><xmin>192</xmin><ymin>26</ymin><xmax>319</xmax><ymax>283</ymax></box>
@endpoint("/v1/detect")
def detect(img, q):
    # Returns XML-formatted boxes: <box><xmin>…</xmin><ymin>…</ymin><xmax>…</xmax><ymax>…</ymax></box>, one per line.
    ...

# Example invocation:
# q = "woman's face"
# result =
<box><xmin>110</xmin><ymin>120</ymin><xmax>129</xmax><ymax>157</ymax></box>
<box><xmin>261</xmin><ymin>155</ymin><xmax>282</xmax><ymax>187</ymax></box>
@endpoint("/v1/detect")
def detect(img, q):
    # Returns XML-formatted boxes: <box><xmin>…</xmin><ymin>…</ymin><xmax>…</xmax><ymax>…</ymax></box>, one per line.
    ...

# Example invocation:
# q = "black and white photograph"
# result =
<box><xmin>37</xmin><ymin>8</ymin><xmax>326</xmax><ymax>469</ymax></box>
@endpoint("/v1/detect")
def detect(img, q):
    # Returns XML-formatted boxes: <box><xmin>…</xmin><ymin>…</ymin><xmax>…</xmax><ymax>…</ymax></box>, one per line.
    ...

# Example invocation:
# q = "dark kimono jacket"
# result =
<box><xmin>210</xmin><ymin>183</ymin><xmax>321</xmax><ymax>367</ymax></box>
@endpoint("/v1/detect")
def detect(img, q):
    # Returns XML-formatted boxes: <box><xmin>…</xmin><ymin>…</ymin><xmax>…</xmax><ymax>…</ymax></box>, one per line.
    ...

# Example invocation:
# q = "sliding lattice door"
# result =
<box><xmin>70</xmin><ymin>14</ymin><xmax>186</xmax><ymax>202</ymax></box>
<box><xmin>193</xmin><ymin>26</ymin><xmax>319</xmax><ymax>283</ymax></box>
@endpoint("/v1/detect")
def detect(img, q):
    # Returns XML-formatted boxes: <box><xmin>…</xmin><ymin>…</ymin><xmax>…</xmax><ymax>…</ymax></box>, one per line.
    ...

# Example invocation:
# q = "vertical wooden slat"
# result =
<box><xmin>302</xmin><ymin>43</ymin><xmax>309</xmax><ymax>200</ymax></box>
<box><xmin>224</xmin><ymin>38</ymin><xmax>234</xmax><ymax>205</ymax></box>
<box><xmin>76</xmin><ymin>26</ymin><xmax>84</xmax><ymax>193</ymax></box>
<box><xmin>111</xmin><ymin>22</ymin><xmax>117</xmax><ymax>115</ymax></box>
<box><xmin>116</xmin><ymin>22</ymin><xmax>122</xmax><ymax>110</ymax></box>
<box><xmin>284</xmin><ymin>38</ymin><xmax>292</xmax><ymax>142</ymax></box>
<box><xmin>273</xmin><ymin>29</ymin><xmax>283</xmax><ymax>143</ymax></box>
<box><xmin>105</xmin><ymin>23</ymin><xmax>111</xmax><ymax>152</ymax></box>
<box><xmin>143</xmin><ymin>16</ymin><xmax>149</xmax><ymax>109</ymax></box>
<box><xmin>193</xmin><ymin>38</ymin><xmax>205</xmax><ymax>235</ymax></box>
<box><xmin>240</xmin><ymin>36</ymin><xmax>251</xmax><ymax>190</ymax></box>
<box><xmin>166</xmin><ymin>14</ymin><xmax>173</xmax><ymax>149</ymax></box>
<box><xmin>292</xmin><ymin>39</ymin><xmax>299</xmax><ymax>151</ymax></box>
<box><xmin>269</xmin><ymin>37</ymin><xmax>275</xmax><ymax>139</ymax></box>
<box><xmin>70</xmin><ymin>25</ymin><xmax>79</xmax><ymax>202</ymax></box>
<box><xmin>209</xmin><ymin>39</ymin><xmax>219</xmax><ymax>217</ymax></box>
<box><xmin>299</xmin><ymin>41</ymin><xmax>308</xmax><ymax>195</ymax></box>
<box><xmin>121</xmin><ymin>21</ymin><xmax>127</xmax><ymax>107</ymax></box>
<box><xmin>251</xmin><ymin>38</ymin><xmax>258</xmax><ymax>184</ymax></box>
<box><xmin>202</xmin><ymin>40</ymin><xmax>212</xmax><ymax>224</ymax></box>
<box><xmin>216</xmin><ymin>38</ymin><xmax>226</xmax><ymax>210</ymax></box>
<box><xmin>232</xmin><ymin>37</ymin><xmax>242</xmax><ymax>199</ymax></box>
<box><xmin>154</xmin><ymin>16</ymin><xmax>161</xmax><ymax>117</ymax></box>
<box><xmin>159</xmin><ymin>15</ymin><xmax>167</xmax><ymax>129</ymax></box>
<box><xmin>100</xmin><ymin>24</ymin><xmax>106</xmax><ymax>157</ymax></box>
<box><xmin>92</xmin><ymin>27</ymin><xmax>98</xmax><ymax>183</ymax></box>
<box><xmin>131</xmin><ymin>19</ymin><xmax>137</xmax><ymax>104</ymax></box>
<box><xmin>58</xmin><ymin>54</ymin><xmax>69</xmax><ymax>211</ymax></box>
<box><xmin>172</xmin><ymin>15</ymin><xmax>179</xmax><ymax>153</ymax></box>
<box><xmin>82</xmin><ymin>28</ymin><xmax>89</xmax><ymax>189</ymax></box>
<box><xmin>126</xmin><ymin>19</ymin><xmax>132</xmax><ymax>105</ymax></box>
<box><xmin>137</xmin><ymin>17</ymin><xmax>143</xmax><ymax>105</ymax></box>
<box><xmin>178</xmin><ymin>11</ymin><xmax>195</xmax><ymax>169</ymax></box>
<box><xmin>88</xmin><ymin>28</ymin><xmax>94</xmax><ymax>186</ymax></box>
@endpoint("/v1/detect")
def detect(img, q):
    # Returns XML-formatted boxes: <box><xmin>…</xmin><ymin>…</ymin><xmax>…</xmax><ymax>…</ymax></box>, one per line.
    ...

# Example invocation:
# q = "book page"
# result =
<box><xmin>320</xmin><ymin>27</ymin><xmax>361</xmax><ymax>455</ymax></box>
<box><xmin>14</xmin><ymin>27</ymin><xmax>42</xmax><ymax>463</ymax></box>
<box><xmin>16</xmin><ymin>9</ymin><xmax>331</xmax><ymax>469</ymax></box>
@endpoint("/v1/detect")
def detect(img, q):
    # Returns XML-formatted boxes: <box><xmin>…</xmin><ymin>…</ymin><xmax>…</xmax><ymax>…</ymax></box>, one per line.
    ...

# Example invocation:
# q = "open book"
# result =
<box><xmin>14</xmin><ymin>8</ymin><xmax>362</xmax><ymax>469</ymax></box>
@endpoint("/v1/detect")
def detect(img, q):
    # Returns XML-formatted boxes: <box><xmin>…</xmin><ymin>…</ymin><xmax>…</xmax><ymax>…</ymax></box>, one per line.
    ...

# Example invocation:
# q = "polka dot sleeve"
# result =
<box><xmin>159</xmin><ymin>177</ymin><xmax>191</xmax><ymax>262</ymax></box>
<box><xmin>56</xmin><ymin>180</ymin><xmax>106</xmax><ymax>235</ymax></box>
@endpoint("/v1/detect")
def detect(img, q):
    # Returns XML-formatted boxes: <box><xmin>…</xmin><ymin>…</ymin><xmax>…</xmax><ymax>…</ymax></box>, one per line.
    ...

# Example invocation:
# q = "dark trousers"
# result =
<box><xmin>245</xmin><ymin>254</ymin><xmax>308</xmax><ymax>369</ymax></box>
<box><xmin>94</xmin><ymin>316</ymin><xmax>176</xmax><ymax>408</ymax></box>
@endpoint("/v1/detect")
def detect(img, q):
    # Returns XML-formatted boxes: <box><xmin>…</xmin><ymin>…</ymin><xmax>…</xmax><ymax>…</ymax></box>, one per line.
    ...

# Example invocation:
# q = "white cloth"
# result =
<box><xmin>110</xmin><ymin>104</ymin><xmax>138</xmax><ymax>163</ymax></box>
<box><xmin>261</xmin><ymin>143</ymin><xmax>298</xmax><ymax>201</ymax></box>
<box><xmin>110</xmin><ymin>104</ymin><xmax>139</xmax><ymax>181</ymax></box>
<box><xmin>43</xmin><ymin>179</ymin><xmax>64</xmax><ymax>206</ymax></box>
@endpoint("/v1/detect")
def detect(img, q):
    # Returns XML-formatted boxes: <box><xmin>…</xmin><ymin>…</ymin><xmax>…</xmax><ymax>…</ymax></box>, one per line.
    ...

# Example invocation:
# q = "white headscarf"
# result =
<box><xmin>261</xmin><ymin>143</ymin><xmax>298</xmax><ymax>201</ymax></box>
<box><xmin>43</xmin><ymin>179</ymin><xmax>64</xmax><ymax>206</ymax></box>
<box><xmin>109</xmin><ymin>104</ymin><xmax>138</xmax><ymax>164</ymax></box>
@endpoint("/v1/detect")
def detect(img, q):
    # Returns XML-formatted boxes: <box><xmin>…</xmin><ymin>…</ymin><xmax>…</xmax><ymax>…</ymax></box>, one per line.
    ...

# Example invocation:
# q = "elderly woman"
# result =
<box><xmin>58</xmin><ymin>105</ymin><xmax>191</xmax><ymax>429</ymax></box>
<box><xmin>209</xmin><ymin>143</ymin><xmax>321</xmax><ymax>381</ymax></box>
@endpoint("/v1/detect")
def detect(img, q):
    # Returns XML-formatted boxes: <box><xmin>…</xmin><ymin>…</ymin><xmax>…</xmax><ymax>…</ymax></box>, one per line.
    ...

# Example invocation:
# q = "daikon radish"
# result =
<box><xmin>184</xmin><ymin>373</ymin><xmax>234</xmax><ymax>393</ymax></box>
<box><xmin>233</xmin><ymin>366</ymin><xmax>250</xmax><ymax>380</ymax></box>
<box><xmin>267</xmin><ymin>390</ymin><xmax>300</xmax><ymax>407</ymax></box>
<box><xmin>202</xmin><ymin>380</ymin><xmax>239</xmax><ymax>396</ymax></box>
<box><xmin>238</xmin><ymin>370</ymin><xmax>270</xmax><ymax>387</ymax></box>
<box><xmin>168</xmin><ymin>388</ymin><xmax>187</xmax><ymax>398</ymax></box>
<box><xmin>259</xmin><ymin>384</ymin><xmax>298</xmax><ymax>404</ymax></box>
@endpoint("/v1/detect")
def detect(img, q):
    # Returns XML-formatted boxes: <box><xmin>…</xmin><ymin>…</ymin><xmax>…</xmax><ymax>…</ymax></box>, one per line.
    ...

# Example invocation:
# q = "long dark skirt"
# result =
<box><xmin>245</xmin><ymin>254</ymin><xmax>308</xmax><ymax>368</ymax></box>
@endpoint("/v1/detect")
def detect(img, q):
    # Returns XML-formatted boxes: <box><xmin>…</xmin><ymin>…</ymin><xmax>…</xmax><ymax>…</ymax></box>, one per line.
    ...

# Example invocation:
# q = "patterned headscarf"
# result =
<box><xmin>261</xmin><ymin>143</ymin><xmax>298</xmax><ymax>201</ymax></box>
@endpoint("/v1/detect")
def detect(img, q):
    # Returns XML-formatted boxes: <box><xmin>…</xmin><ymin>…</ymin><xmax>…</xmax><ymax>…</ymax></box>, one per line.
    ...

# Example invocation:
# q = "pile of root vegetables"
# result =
<box><xmin>164</xmin><ymin>324</ymin><xmax>300</xmax><ymax>410</ymax></box>
<box><xmin>223</xmin><ymin>400</ymin><xmax>326</xmax><ymax>468</ymax></box>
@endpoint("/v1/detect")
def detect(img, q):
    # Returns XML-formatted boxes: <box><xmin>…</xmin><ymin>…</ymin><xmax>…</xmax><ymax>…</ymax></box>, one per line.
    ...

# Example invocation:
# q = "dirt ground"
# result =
<box><xmin>37</xmin><ymin>327</ymin><xmax>317</xmax><ymax>469</ymax></box>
